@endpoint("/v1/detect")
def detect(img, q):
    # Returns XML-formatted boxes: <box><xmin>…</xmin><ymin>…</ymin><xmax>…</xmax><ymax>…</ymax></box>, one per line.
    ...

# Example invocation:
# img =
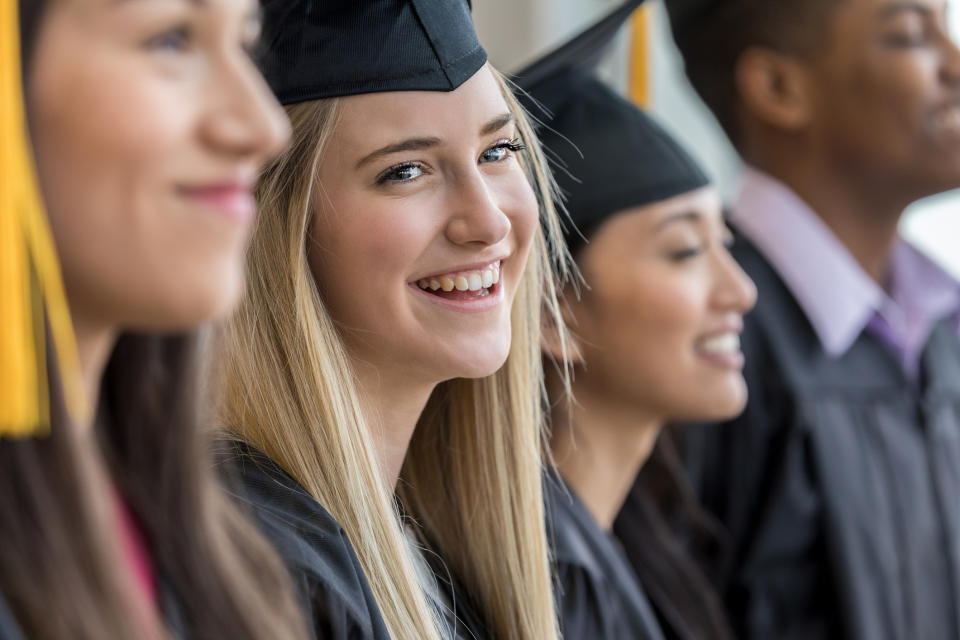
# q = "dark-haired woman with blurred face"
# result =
<box><xmin>0</xmin><ymin>0</ymin><xmax>309</xmax><ymax>637</ymax></box>
<box><xmin>524</xmin><ymin>66</ymin><xmax>754</xmax><ymax>640</ymax></box>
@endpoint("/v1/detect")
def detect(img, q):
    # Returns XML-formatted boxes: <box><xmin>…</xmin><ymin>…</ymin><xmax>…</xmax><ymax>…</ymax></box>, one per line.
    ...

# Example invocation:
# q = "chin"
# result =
<box><xmin>674</xmin><ymin>377</ymin><xmax>748</xmax><ymax>423</ymax></box>
<box><xmin>441</xmin><ymin>336</ymin><xmax>513</xmax><ymax>380</ymax></box>
<box><xmin>134</xmin><ymin>273</ymin><xmax>244</xmax><ymax>331</ymax></box>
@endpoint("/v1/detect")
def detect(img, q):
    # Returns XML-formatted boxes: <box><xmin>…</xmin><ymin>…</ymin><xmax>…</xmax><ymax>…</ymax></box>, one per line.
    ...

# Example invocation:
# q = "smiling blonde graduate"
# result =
<box><xmin>214</xmin><ymin>2</ymin><xmax>573</xmax><ymax>640</ymax></box>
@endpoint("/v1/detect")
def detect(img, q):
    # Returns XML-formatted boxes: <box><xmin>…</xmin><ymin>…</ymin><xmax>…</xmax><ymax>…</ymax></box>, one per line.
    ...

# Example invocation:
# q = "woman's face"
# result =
<box><xmin>27</xmin><ymin>0</ymin><xmax>290</xmax><ymax>334</ymax></box>
<box><xmin>308</xmin><ymin>66</ymin><xmax>538</xmax><ymax>386</ymax></box>
<box><xmin>569</xmin><ymin>187</ymin><xmax>757</xmax><ymax>421</ymax></box>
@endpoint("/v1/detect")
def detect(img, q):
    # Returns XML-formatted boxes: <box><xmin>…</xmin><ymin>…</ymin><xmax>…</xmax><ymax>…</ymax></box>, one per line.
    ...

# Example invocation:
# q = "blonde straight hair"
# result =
<box><xmin>218</xmin><ymin>67</ymin><xmax>573</xmax><ymax>640</ymax></box>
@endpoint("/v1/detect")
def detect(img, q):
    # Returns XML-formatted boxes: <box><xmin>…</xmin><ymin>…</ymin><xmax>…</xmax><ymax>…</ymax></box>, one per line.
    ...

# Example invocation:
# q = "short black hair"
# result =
<box><xmin>670</xmin><ymin>0</ymin><xmax>841</xmax><ymax>148</ymax></box>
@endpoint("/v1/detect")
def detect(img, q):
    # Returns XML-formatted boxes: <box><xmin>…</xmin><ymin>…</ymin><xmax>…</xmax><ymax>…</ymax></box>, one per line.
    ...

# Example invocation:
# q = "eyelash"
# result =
<box><xmin>669</xmin><ymin>234</ymin><xmax>735</xmax><ymax>262</ymax></box>
<box><xmin>145</xmin><ymin>25</ymin><xmax>193</xmax><ymax>53</ymax></box>
<box><xmin>374</xmin><ymin>137</ymin><xmax>527</xmax><ymax>185</ymax></box>
<box><xmin>669</xmin><ymin>246</ymin><xmax>703</xmax><ymax>262</ymax></box>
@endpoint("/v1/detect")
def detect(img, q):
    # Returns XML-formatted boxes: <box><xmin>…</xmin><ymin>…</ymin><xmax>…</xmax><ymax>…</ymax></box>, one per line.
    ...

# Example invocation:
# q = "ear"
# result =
<box><xmin>541</xmin><ymin>295</ymin><xmax>585</xmax><ymax>367</ymax></box>
<box><xmin>735</xmin><ymin>47</ymin><xmax>814</xmax><ymax>132</ymax></box>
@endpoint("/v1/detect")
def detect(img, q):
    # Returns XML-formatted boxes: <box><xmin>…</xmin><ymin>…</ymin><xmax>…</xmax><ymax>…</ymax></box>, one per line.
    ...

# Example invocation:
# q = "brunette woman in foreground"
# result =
<box><xmin>0</xmin><ymin>0</ymin><xmax>308</xmax><ymax>637</ymax></box>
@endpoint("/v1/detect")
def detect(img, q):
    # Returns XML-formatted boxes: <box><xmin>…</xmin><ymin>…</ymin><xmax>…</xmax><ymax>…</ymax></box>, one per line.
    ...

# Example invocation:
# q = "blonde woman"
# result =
<box><xmin>215</xmin><ymin>1</ymin><xmax>572</xmax><ymax>639</ymax></box>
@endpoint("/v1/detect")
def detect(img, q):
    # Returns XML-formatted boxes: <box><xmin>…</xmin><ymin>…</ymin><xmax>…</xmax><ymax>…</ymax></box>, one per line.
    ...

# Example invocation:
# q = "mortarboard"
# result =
<box><xmin>258</xmin><ymin>0</ymin><xmax>487</xmax><ymax>105</ymax></box>
<box><xmin>661</xmin><ymin>0</ymin><xmax>724</xmax><ymax>41</ymax></box>
<box><xmin>1</xmin><ymin>0</ymin><xmax>84</xmax><ymax>436</ymax></box>
<box><xmin>513</xmin><ymin>0</ymin><xmax>710</xmax><ymax>254</ymax></box>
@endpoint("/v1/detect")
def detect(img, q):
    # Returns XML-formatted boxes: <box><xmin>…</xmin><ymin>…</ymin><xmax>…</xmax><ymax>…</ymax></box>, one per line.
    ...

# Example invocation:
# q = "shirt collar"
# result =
<box><xmin>730</xmin><ymin>167</ymin><xmax>960</xmax><ymax>360</ymax></box>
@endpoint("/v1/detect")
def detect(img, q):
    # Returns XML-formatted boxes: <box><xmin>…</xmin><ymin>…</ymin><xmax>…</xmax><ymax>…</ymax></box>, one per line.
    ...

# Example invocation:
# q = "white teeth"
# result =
<box><xmin>417</xmin><ymin>261</ymin><xmax>501</xmax><ymax>294</ymax></box>
<box><xmin>698</xmin><ymin>333</ymin><xmax>740</xmax><ymax>355</ymax></box>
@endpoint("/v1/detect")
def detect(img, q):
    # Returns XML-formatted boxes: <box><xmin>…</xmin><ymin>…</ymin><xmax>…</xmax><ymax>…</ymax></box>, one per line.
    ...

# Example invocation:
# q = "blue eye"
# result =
<box><xmin>145</xmin><ymin>26</ymin><xmax>192</xmax><ymax>53</ymax></box>
<box><xmin>376</xmin><ymin>163</ymin><xmax>425</xmax><ymax>185</ymax></box>
<box><xmin>480</xmin><ymin>138</ymin><xmax>526</xmax><ymax>164</ymax></box>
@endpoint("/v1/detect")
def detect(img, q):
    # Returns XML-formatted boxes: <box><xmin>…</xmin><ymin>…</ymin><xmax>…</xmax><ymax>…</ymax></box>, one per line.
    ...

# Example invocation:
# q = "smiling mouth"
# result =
<box><xmin>413</xmin><ymin>261</ymin><xmax>501</xmax><ymax>301</ymax></box>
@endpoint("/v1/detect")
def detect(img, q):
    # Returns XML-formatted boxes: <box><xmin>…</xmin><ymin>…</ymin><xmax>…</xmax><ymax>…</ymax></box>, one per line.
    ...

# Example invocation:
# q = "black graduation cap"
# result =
<box><xmin>258</xmin><ymin>0</ymin><xmax>487</xmax><ymax>105</ymax></box>
<box><xmin>661</xmin><ymin>0</ymin><xmax>723</xmax><ymax>40</ymax></box>
<box><xmin>513</xmin><ymin>0</ymin><xmax>710</xmax><ymax>255</ymax></box>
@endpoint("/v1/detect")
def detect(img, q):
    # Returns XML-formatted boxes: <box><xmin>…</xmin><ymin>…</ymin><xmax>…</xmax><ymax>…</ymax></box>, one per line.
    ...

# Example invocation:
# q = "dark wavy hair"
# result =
<box><xmin>0</xmin><ymin>3</ymin><xmax>308</xmax><ymax>638</ymax></box>
<box><xmin>613</xmin><ymin>432</ymin><xmax>736</xmax><ymax>640</ymax></box>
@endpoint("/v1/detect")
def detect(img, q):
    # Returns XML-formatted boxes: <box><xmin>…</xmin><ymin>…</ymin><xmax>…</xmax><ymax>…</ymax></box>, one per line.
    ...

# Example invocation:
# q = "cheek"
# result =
<box><xmin>588</xmin><ymin>269</ymin><xmax>704</xmax><ymax>381</ymax></box>
<box><xmin>309</xmin><ymin>189</ymin><xmax>438</xmax><ymax>324</ymax></box>
<box><xmin>498</xmin><ymin>170</ymin><xmax>539</xmax><ymax>260</ymax></box>
<box><xmin>822</xmin><ymin>54</ymin><xmax>935</xmax><ymax>145</ymax></box>
<box><xmin>31</xmin><ymin>57</ymin><xmax>247</xmax><ymax>329</ymax></box>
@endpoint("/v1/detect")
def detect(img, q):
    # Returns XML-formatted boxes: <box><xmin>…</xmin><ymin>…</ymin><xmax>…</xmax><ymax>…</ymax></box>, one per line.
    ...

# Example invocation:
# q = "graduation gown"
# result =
<box><xmin>680</xmin><ymin>231</ymin><xmax>960</xmax><ymax>640</ymax></box>
<box><xmin>216</xmin><ymin>441</ymin><xmax>390</xmax><ymax>640</ymax></box>
<box><xmin>0</xmin><ymin>595</ymin><xmax>23</xmax><ymax>640</ymax></box>
<box><xmin>545</xmin><ymin>474</ymin><xmax>667</xmax><ymax>640</ymax></box>
<box><xmin>411</xmin><ymin>529</ymin><xmax>493</xmax><ymax>640</ymax></box>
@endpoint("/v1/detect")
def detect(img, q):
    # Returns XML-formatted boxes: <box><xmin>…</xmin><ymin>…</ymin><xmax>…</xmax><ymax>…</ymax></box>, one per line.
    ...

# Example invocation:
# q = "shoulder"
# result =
<box><xmin>214</xmin><ymin>439</ymin><xmax>390</xmax><ymax>640</ymax></box>
<box><xmin>545</xmin><ymin>478</ymin><xmax>623</xmax><ymax>636</ymax></box>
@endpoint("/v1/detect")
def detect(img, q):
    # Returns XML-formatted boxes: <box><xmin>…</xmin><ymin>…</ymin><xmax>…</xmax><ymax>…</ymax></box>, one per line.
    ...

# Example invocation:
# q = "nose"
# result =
<box><xmin>711</xmin><ymin>249</ymin><xmax>758</xmax><ymax>314</ymax></box>
<box><xmin>444</xmin><ymin>170</ymin><xmax>512</xmax><ymax>247</ymax></box>
<box><xmin>939</xmin><ymin>29</ymin><xmax>960</xmax><ymax>86</ymax></box>
<box><xmin>201</xmin><ymin>54</ymin><xmax>291</xmax><ymax>161</ymax></box>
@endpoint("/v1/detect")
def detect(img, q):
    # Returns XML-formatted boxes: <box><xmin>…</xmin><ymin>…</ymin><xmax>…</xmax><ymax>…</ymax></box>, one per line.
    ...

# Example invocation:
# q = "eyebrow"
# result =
<box><xmin>655</xmin><ymin>210</ymin><xmax>703</xmax><ymax>231</ymax></box>
<box><xmin>355</xmin><ymin>113</ymin><xmax>517</xmax><ymax>169</ymax></box>
<box><xmin>877</xmin><ymin>1</ymin><xmax>942</xmax><ymax>20</ymax></box>
<box><xmin>113</xmin><ymin>0</ymin><xmax>206</xmax><ymax>5</ymax></box>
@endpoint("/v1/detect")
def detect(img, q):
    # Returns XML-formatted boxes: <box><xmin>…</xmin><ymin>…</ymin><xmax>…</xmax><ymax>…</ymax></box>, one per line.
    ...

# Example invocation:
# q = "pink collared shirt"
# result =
<box><xmin>731</xmin><ymin>166</ymin><xmax>960</xmax><ymax>378</ymax></box>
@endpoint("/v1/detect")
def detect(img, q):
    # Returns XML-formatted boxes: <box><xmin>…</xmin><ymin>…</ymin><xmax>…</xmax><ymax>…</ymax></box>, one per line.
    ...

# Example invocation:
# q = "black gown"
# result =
<box><xmin>0</xmin><ymin>595</ymin><xmax>23</xmax><ymax>640</ymax></box>
<box><xmin>545</xmin><ymin>473</ymin><xmax>667</xmax><ymax>640</ymax></box>
<box><xmin>673</xmin><ymin>230</ymin><xmax>960</xmax><ymax>640</ymax></box>
<box><xmin>409</xmin><ymin>527</ymin><xmax>492</xmax><ymax>640</ymax></box>
<box><xmin>216</xmin><ymin>440</ymin><xmax>391</xmax><ymax>640</ymax></box>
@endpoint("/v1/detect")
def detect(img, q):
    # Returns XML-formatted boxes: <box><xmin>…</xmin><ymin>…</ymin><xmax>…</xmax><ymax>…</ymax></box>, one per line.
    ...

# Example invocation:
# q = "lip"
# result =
<box><xmin>179</xmin><ymin>176</ymin><xmax>257</xmax><ymax>224</ymax></box>
<box><xmin>694</xmin><ymin>323</ymin><xmax>745</xmax><ymax>371</ymax></box>
<box><xmin>408</xmin><ymin>277</ymin><xmax>506</xmax><ymax>314</ymax></box>
<box><xmin>409</xmin><ymin>256</ymin><xmax>509</xmax><ymax>284</ymax></box>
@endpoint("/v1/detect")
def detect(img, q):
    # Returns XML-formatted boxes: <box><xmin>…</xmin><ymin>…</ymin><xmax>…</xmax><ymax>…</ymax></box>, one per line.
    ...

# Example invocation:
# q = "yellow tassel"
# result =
<box><xmin>1</xmin><ymin>0</ymin><xmax>85</xmax><ymax>436</ymax></box>
<box><xmin>628</xmin><ymin>4</ymin><xmax>651</xmax><ymax>108</ymax></box>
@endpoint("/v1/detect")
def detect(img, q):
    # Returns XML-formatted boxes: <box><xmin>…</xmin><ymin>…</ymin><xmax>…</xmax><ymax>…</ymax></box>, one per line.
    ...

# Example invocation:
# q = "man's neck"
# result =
<box><xmin>749</xmin><ymin>150</ymin><xmax>905</xmax><ymax>285</ymax></box>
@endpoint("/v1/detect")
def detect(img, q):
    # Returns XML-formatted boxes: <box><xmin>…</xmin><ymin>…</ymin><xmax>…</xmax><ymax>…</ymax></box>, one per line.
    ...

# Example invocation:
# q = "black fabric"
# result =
<box><xmin>614</xmin><ymin>472</ymin><xmax>733</xmax><ymax>640</ymax></box>
<box><xmin>0</xmin><ymin>594</ymin><xmax>24</xmax><ymax>640</ymax></box>
<box><xmin>661</xmin><ymin>0</ymin><xmax>723</xmax><ymax>40</ymax></box>
<box><xmin>676</xmin><ymin>229</ymin><xmax>960</xmax><ymax>640</ymax></box>
<box><xmin>257</xmin><ymin>0</ymin><xmax>487</xmax><ymax>105</ymax></box>
<box><xmin>215</xmin><ymin>440</ymin><xmax>390</xmax><ymax>640</ymax></box>
<box><xmin>515</xmin><ymin>70</ymin><xmax>709</xmax><ymax>255</ymax></box>
<box><xmin>545</xmin><ymin>473</ymin><xmax>667</xmax><ymax>640</ymax></box>
<box><xmin>411</xmin><ymin>529</ymin><xmax>492</xmax><ymax>640</ymax></box>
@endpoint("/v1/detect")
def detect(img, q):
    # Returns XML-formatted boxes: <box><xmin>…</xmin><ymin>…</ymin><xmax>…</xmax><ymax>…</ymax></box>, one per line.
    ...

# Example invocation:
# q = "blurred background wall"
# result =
<box><xmin>474</xmin><ymin>0</ymin><xmax>960</xmax><ymax>278</ymax></box>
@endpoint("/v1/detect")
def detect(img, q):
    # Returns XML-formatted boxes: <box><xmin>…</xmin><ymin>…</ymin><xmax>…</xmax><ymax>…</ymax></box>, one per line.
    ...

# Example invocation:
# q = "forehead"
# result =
<box><xmin>59</xmin><ymin>0</ymin><xmax>257</xmax><ymax>19</ymax></box>
<box><xmin>331</xmin><ymin>66</ymin><xmax>509</xmax><ymax>149</ymax></box>
<box><xmin>835</xmin><ymin>0</ymin><xmax>948</xmax><ymax>22</ymax></box>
